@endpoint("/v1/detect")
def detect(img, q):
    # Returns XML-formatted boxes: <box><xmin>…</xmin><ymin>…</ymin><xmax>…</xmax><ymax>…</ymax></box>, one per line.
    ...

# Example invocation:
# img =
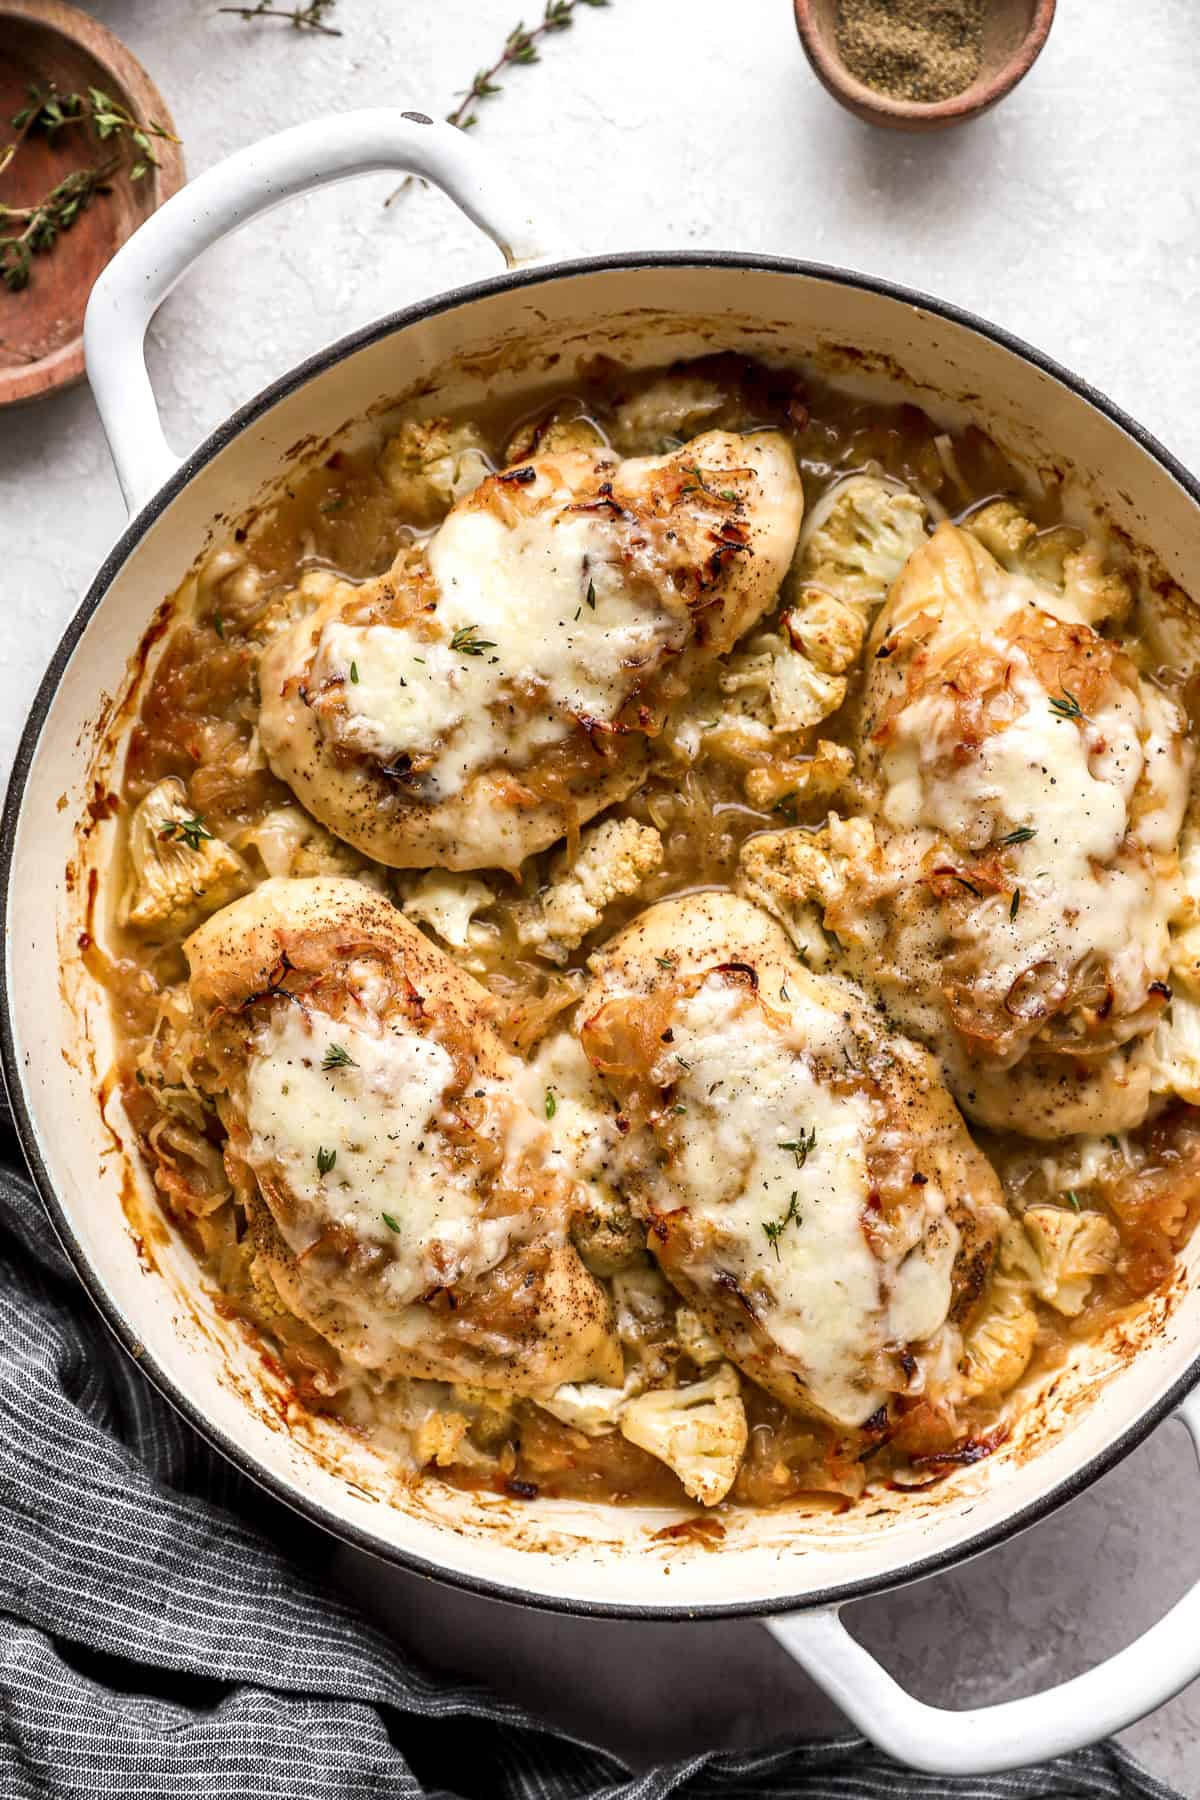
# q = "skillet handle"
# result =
<box><xmin>83</xmin><ymin>110</ymin><xmax>546</xmax><ymax>516</ymax></box>
<box><xmin>765</xmin><ymin>1389</ymin><xmax>1200</xmax><ymax>1775</ymax></box>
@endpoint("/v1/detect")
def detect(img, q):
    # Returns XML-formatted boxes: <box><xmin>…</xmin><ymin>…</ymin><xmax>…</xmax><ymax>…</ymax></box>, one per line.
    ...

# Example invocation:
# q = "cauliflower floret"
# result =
<box><xmin>742</xmin><ymin>739</ymin><xmax>854</xmax><ymax>815</ymax></box>
<box><xmin>964</xmin><ymin>500</ymin><xmax>1130</xmax><ymax>629</ymax></box>
<box><xmin>611</xmin><ymin>1264</ymin><xmax>680</xmax><ymax>1384</ymax></box>
<box><xmin>719</xmin><ymin>626</ymin><xmax>846</xmax><ymax>737</ymax></box>
<box><xmin>516</xmin><ymin>1031</ymin><xmax>641</xmax><ymax>1274</ymax></box>
<box><xmin>234</xmin><ymin>805</ymin><xmax>385</xmax><ymax>888</ymax></box>
<box><xmin>515</xmin><ymin>819</ymin><xmax>663</xmax><ymax>963</ymax></box>
<box><xmin>195</xmin><ymin>546</ymin><xmax>267</xmax><ymax>632</ymax></box>
<box><xmin>536</xmin><ymin>1369</ymin><xmax>644</xmax><ymax>1437</ymax></box>
<box><xmin>379</xmin><ymin>417</ymin><xmax>491</xmax><ymax>523</ymax></box>
<box><xmin>121</xmin><ymin>778</ymin><xmax>249</xmax><ymax>935</ymax></box>
<box><xmin>960</xmin><ymin>1281</ymin><xmax>1039</xmax><ymax>1400</ymax></box>
<box><xmin>572</xmin><ymin>1188</ymin><xmax>646</xmax><ymax>1277</ymax></box>
<box><xmin>767</xmin><ymin>629</ymin><xmax>848</xmax><ymax>732</ymax></box>
<box><xmin>1150</xmin><ymin>993</ymin><xmax>1200</xmax><ymax>1104</ymax></box>
<box><xmin>675</xmin><ymin>1308</ymin><xmax>723</xmax><ymax>1369</ymax></box>
<box><xmin>619</xmin><ymin>1364</ymin><xmax>748</xmax><ymax>1506</ymax></box>
<box><xmin>610</xmin><ymin>375</ymin><xmax>727</xmax><ymax>454</ymax></box>
<box><xmin>504</xmin><ymin>406</ymin><xmax>607</xmax><ymax>465</ymax></box>
<box><xmin>413</xmin><ymin>1409</ymin><xmax>471</xmax><ymax>1468</ymax></box>
<box><xmin>248</xmin><ymin>1254</ymin><xmax>290</xmax><ymax>1322</ymax></box>
<box><xmin>785</xmin><ymin>588</ymin><xmax>867</xmax><ymax>675</ymax></box>
<box><xmin>1008</xmin><ymin>1207</ymin><xmax>1121</xmax><ymax>1317</ymax></box>
<box><xmin>735</xmin><ymin>815</ymin><xmax>872</xmax><ymax>962</ymax></box>
<box><xmin>399</xmin><ymin>870</ymin><xmax>498</xmax><ymax>951</ymax></box>
<box><xmin>797</xmin><ymin>474</ymin><xmax>927</xmax><ymax>609</ymax></box>
<box><xmin>448</xmin><ymin>1384</ymin><xmax>518</xmax><ymax>1449</ymax></box>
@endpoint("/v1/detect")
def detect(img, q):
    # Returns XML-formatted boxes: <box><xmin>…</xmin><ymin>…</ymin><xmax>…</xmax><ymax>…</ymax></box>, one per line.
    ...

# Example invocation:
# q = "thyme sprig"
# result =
<box><xmin>1</xmin><ymin>160</ymin><xmax>119</xmax><ymax>292</ymax></box>
<box><xmin>762</xmin><ymin>1191</ymin><xmax>802</xmax><ymax>1260</ymax></box>
<box><xmin>2</xmin><ymin>83</ymin><xmax>179</xmax><ymax>293</ymax></box>
<box><xmin>1049</xmin><ymin>688</ymin><xmax>1088</xmax><ymax>724</ymax></box>
<box><xmin>450</xmin><ymin>623</ymin><xmax>496</xmax><ymax>657</ymax></box>
<box><xmin>321</xmin><ymin>1043</ymin><xmax>357</xmax><ymax>1071</ymax></box>
<box><xmin>11</xmin><ymin>83</ymin><xmax>178</xmax><ymax>180</ymax></box>
<box><xmin>385</xmin><ymin>0</ymin><xmax>611</xmax><ymax>206</ymax></box>
<box><xmin>779</xmin><ymin>1126</ymin><xmax>817</xmax><ymax>1170</ymax></box>
<box><xmin>217</xmin><ymin>0</ymin><xmax>341</xmax><ymax>34</ymax></box>
<box><xmin>158</xmin><ymin>814</ymin><xmax>214</xmax><ymax>853</ymax></box>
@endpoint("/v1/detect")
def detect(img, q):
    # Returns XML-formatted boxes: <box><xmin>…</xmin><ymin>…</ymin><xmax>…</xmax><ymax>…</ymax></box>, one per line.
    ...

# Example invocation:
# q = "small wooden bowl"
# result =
<box><xmin>0</xmin><ymin>0</ymin><xmax>184</xmax><ymax>406</ymax></box>
<box><xmin>794</xmin><ymin>0</ymin><xmax>1056</xmax><ymax>133</ymax></box>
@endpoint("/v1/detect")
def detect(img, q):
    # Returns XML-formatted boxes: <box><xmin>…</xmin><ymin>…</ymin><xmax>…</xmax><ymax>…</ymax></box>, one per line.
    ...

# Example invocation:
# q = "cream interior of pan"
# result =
<box><xmin>9</xmin><ymin>260</ymin><xmax>1200</xmax><ymax>1613</ymax></box>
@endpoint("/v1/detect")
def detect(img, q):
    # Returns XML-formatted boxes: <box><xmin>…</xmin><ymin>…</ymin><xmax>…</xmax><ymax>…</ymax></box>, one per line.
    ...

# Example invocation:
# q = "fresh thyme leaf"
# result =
<box><xmin>779</xmin><ymin>1127</ymin><xmax>817</xmax><ymax>1170</ymax></box>
<box><xmin>1010</xmin><ymin>888</ymin><xmax>1021</xmax><ymax>920</ymax></box>
<box><xmin>671</xmin><ymin>1103</ymin><xmax>687</xmax><ymax>1115</ymax></box>
<box><xmin>212</xmin><ymin>613</ymin><xmax>225</xmax><ymax>640</ymax></box>
<box><xmin>218</xmin><ymin>0</ymin><xmax>342</xmax><ymax>33</ymax></box>
<box><xmin>1000</xmin><ymin>826</ymin><xmax>1037</xmax><ymax>846</ymax></box>
<box><xmin>159</xmin><ymin>815</ymin><xmax>213</xmax><ymax>853</ymax></box>
<box><xmin>585</xmin><ymin>578</ymin><xmax>596</xmax><ymax>610</ymax></box>
<box><xmin>1049</xmin><ymin>688</ymin><xmax>1087</xmax><ymax>724</ymax></box>
<box><xmin>780</xmin><ymin>982</ymin><xmax>790</xmax><ymax>1001</ymax></box>
<box><xmin>321</xmin><ymin>1043</ymin><xmax>357</xmax><ymax>1071</ymax></box>
<box><xmin>762</xmin><ymin>1191</ymin><xmax>802</xmax><ymax>1260</ymax></box>
<box><xmin>1</xmin><ymin>159</ymin><xmax>121</xmax><ymax>292</ymax></box>
<box><xmin>1065</xmin><ymin>1188</ymin><xmax>1081</xmax><ymax>1212</ymax></box>
<box><xmin>675</xmin><ymin>1054</ymin><xmax>691</xmax><ymax>1069</ymax></box>
<box><xmin>316</xmin><ymin>1146</ymin><xmax>337</xmax><ymax>1175</ymax></box>
<box><xmin>349</xmin><ymin>661</ymin><xmax>359</xmax><ymax>684</ymax></box>
<box><xmin>955</xmin><ymin>875</ymin><xmax>981</xmax><ymax>897</ymax></box>
<box><xmin>385</xmin><ymin>0</ymin><xmax>612</xmax><ymax>205</ymax></box>
<box><xmin>12</xmin><ymin>82</ymin><xmax>177</xmax><ymax>164</ymax></box>
<box><xmin>450</xmin><ymin>623</ymin><xmax>496</xmax><ymax>656</ymax></box>
<box><xmin>1105</xmin><ymin>1133</ymin><xmax>1121</xmax><ymax>1148</ymax></box>
<box><xmin>544</xmin><ymin>1088</ymin><xmax>556</xmax><ymax>1120</ymax></box>
<box><xmin>772</xmin><ymin>791</ymin><xmax>797</xmax><ymax>815</ymax></box>
<box><xmin>655</xmin><ymin>955</ymin><xmax>676</xmax><ymax>970</ymax></box>
<box><xmin>381</xmin><ymin>1211</ymin><xmax>401</xmax><ymax>1232</ymax></box>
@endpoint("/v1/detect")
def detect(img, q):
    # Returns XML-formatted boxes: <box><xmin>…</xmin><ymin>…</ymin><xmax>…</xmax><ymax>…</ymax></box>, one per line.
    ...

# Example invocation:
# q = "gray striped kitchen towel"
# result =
<box><xmin>0</xmin><ymin>1105</ymin><xmax>1184</xmax><ymax>1799</ymax></box>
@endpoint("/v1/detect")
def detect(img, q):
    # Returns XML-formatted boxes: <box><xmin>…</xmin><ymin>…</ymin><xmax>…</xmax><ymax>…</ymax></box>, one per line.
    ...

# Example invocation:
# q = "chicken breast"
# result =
<box><xmin>578</xmin><ymin>891</ymin><xmax>1005</xmax><ymax>1429</ymax></box>
<box><xmin>258</xmin><ymin>431</ymin><xmax>804</xmax><ymax>871</ymax></box>
<box><xmin>815</xmin><ymin>521</ymin><xmax>1192</xmax><ymax>1137</ymax></box>
<box><xmin>183</xmin><ymin>876</ymin><xmax>621</xmax><ymax>1393</ymax></box>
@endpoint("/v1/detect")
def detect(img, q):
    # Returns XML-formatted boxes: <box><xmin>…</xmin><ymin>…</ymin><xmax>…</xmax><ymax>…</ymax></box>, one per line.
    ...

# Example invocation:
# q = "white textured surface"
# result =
<box><xmin>3</xmin><ymin>0</ymin><xmax>1200</xmax><ymax>1786</ymax></box>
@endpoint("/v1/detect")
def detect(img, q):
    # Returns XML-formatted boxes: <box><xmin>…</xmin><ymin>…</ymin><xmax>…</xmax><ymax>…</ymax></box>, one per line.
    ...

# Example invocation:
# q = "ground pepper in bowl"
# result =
<box><xmin>836</xmin><ymin>0</ymin><xmax>984</xmax><ymax>103</ymax></box>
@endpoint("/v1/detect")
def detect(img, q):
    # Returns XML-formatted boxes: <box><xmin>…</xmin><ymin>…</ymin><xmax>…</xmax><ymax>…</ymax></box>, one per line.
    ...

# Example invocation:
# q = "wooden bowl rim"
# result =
<box><xmin>0</xmin><ymin>0</ymin><xmax>186</xmax><ymax>407</ymax></box>
<box><xmin>793</xmin><ymin>0</ymin><xmax>1057</xmax><ymax>130</ymax></box>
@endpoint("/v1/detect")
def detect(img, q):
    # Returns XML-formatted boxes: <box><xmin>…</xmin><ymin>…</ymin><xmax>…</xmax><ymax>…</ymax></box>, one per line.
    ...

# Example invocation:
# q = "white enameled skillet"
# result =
<box><xmin>4</xmin><ymin>111</ymin><xmax>1200</xmax><ymax>1777</ymax></box>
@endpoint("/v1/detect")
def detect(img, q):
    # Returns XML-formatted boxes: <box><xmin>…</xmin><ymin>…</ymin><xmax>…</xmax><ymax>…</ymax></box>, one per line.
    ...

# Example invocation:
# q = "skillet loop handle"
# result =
<box><xmin>83</xmin><ymin>110</ymin><xmax>547</xmax><ymax>517</ymax></box>
<box><xmin>765</xmin><ymin>1389</ymin><xmax>1200</xmax><ymax>1776</ymax></box>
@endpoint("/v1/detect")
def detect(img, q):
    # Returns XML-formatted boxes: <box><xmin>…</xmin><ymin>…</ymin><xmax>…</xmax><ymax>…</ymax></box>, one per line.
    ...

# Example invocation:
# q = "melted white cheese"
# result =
<box><xmin>310</xmin><ymin>497</ymin><xmax>682</xmax><ymax>799</ymax></box>
<box><xmin>244</xmin><ymin>1004</ymin><xmax>515</xmax><ymax>1304</ymax></box>
<box><xmin>656</xmin><ymin>978</ymin><xmax>954</xmax><ymax>1427</ymax></box>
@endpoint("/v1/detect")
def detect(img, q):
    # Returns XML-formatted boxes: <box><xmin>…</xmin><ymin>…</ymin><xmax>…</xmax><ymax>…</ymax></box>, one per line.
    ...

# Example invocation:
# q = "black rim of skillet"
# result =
<box><xmin>4</xmin><ymin>249</ymin><xmax>1200</xmax><ymax>1624</ymax></box>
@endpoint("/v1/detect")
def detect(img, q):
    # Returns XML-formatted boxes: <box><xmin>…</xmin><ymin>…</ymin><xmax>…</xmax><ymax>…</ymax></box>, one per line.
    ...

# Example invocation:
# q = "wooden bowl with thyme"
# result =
<box><xmin>794</xmin><ymin>0</ymin><xmax>1056</xmax><ymax>133</ymax></box>
<box><xmin>0</xmin><ymin>0</ymin><xmax>184</xmax><ymax>407</ymax></box>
